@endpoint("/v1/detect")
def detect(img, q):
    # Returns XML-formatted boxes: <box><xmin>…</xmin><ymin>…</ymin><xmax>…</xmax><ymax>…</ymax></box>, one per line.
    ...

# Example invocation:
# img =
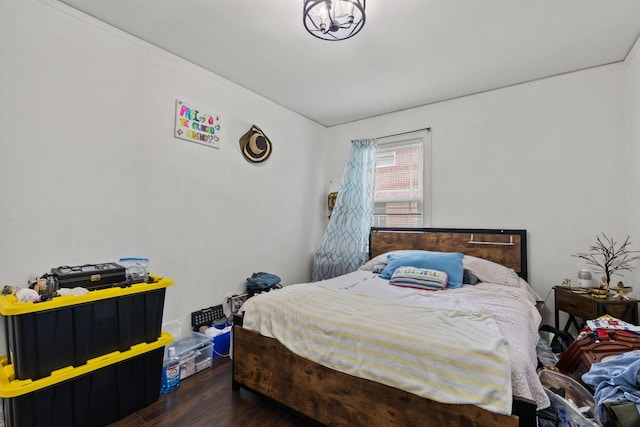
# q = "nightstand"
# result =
<box><xmin>554</xmin><ymin>287</ymin><xmax>639</xmax><ymax>334</ymax></box>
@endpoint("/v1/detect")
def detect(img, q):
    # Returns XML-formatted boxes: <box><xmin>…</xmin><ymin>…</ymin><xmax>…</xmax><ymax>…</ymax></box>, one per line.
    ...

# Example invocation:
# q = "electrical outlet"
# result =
<box><xmin>162</xmin><ymin>319</ymin><xmax>182</xmax><ymax>339</ymax></box>
<box><xmin>227</xmin><ymin>293</ymin><xmax>248</xmax><ymax>315</ymax></box>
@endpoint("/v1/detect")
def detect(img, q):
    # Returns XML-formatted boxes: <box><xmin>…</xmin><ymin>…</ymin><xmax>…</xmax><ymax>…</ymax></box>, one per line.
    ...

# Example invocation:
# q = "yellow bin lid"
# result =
<box><xmin>0</xmin><ymin>332</ymin><xmax>173</xmax><ymax>398</ymax></box>
<box><xmin>0</xmin><ymin>275</ymin><xmax>174</xmax><ymax>316</ymax></box>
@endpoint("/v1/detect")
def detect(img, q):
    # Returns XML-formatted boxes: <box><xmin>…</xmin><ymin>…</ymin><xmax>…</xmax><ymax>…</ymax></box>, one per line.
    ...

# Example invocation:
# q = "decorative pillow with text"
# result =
<box><xmin>389</xmin><ymin>267</ymin><xmax>448</xmax><ymax>290</ymax></box>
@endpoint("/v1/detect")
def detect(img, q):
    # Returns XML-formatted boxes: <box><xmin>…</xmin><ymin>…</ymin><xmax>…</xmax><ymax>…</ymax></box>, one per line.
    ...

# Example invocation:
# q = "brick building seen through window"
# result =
<box><xmin>373</xmin><ymin>140</ymin><xmax>423</xmax><ymax>228</ymax></box>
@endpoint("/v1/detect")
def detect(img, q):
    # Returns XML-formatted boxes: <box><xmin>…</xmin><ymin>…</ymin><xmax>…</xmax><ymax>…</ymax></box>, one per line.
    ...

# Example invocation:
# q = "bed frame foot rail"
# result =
<box><xmin>232</xmin><ymin>322</ymin><xmax>528</xmax><ymax>427</ymax></box>
<box><xmin>513</xmin><ymin>396</ymin><xmax>537</xmax><ymax>427</ymax></box>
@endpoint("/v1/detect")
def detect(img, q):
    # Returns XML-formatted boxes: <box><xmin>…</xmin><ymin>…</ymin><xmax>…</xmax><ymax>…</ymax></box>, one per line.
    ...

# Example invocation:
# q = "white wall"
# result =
<box><xmin>2</xmin><ymin>0</ymin><xmax>639</xmax><ymax>344</ymax></box>
<box><xmin>626</xmin><ymin>38</ymin><xmax>640</xmax><ymax>294</ymax></box>
<box><xmin>0</xmin><ymin>0</ymin><xmax>327</xmax><ymax>345</ymax></box>
<box><xmin>326</xmin><ymin>65</ymin><xmax>629</xmax><ymax>326</ymax></box>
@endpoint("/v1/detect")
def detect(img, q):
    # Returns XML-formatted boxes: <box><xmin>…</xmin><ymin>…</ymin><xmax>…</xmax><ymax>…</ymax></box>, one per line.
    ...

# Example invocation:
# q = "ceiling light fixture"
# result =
<box><xmin>303</xmin><ymin>0</ymin><xmax>366</xmax><ymax>41</ymax></box>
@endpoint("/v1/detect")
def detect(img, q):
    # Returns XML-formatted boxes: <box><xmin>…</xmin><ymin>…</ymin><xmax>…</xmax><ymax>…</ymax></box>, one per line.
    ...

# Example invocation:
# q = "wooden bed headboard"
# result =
<box><xmin>369</xmin><ymin>227</ymin><xmax>528</xmax><ymax>281</ymax></box>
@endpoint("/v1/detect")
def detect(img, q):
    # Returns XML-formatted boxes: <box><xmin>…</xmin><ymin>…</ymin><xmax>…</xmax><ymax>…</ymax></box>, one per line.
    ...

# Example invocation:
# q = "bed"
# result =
<box><xmin>232</xmin><ymin>227</ymin><xmax>547</xmax><ymax>427</ymax></box>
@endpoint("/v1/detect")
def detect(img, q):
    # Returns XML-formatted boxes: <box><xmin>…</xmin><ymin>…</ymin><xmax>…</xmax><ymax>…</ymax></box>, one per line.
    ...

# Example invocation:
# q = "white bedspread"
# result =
<box><xmin>242</xmin><ymin>270</ymin><xmax>550</xmax><ymax>414</ymax></box>
<box><xmin>243</xmin><ymin>270</ymin><xmax>549</xmax><ymax>413</ymax></box>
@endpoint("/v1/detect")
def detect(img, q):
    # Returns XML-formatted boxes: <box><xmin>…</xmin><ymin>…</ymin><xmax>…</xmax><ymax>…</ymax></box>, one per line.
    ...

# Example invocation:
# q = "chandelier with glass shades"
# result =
<box><xmin>303</xmin><ymin>0</ymin><xmax>366</xmax><ymax>41</ymax></box>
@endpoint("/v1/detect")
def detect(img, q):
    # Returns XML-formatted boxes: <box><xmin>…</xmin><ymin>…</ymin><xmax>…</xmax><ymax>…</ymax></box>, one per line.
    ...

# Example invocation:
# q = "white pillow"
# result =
<box><xmin>359</xmin><ymin>250</ymin><xmax>423</xmax><ymax>271</ymax></box>
<box><xmin>462</xmin><ymin>255</ymin><xmax>521</xmax><ymax>286</ymax></box>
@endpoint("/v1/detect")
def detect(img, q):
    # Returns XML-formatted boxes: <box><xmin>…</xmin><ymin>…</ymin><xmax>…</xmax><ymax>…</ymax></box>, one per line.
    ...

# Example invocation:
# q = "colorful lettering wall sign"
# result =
<box><xmin>174</xmin><ymin>100</ymin><xmax>221</xmax><ymax>149</ymax></box>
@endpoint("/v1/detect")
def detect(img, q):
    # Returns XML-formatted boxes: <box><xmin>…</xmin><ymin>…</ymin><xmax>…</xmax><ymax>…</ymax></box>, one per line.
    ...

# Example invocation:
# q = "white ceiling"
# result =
<box><xmin>58</xmin><ymin>0</ymin><xmax>640</xmax><ymax>127</ymax></box>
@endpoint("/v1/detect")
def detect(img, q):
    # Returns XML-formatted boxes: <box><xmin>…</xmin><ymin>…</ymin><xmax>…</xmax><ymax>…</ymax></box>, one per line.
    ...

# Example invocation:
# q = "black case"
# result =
<box><xmin>52</xmin><ymin>263</ymin><xmax>126</xmax><ymax>290</ymax></box>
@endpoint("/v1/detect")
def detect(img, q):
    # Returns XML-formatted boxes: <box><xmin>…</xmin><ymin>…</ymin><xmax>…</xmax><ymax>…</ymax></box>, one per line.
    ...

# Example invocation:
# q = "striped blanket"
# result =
<box><xmin>242</xmin><ymin>283</ymin><xmax>513</xmax><ymax>414</ymax></box>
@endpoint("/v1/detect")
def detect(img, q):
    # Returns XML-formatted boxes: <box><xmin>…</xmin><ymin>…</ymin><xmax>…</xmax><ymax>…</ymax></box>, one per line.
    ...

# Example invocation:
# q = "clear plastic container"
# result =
<box><xmin>539</xmin><ymin>369</ymin><xmax>599</xmax><ymax>426</ymax></box>
<box><xmin>173</xmin><ymin>332</ymin><xmax>214</xmax><ymax>380</ymax></box>
<box><xmin>542</xmin><ymin>387</ymin><xmax>599</xmax><ymax>427</ymax></box>
<box><xmin>119</xmin><ymin>257</ymin><xmax>151</xmax><ymax>284</ymax></box>
<box><xmin>172</xmin><ymin>332</ymin><xmax>211</xmax><ymax>356</ymax></box>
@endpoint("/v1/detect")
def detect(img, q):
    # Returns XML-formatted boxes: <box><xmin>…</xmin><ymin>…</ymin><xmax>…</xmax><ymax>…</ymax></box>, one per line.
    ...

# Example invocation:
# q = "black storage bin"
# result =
<box><xmin>1</xmin><ymin>334</ymin><xmax>170</xmax><ymax>427</ymax></box>
<box><xmin>0</xmin><ymin>276</ymin><xmax>173</xmax><ymax>381</ymax></box>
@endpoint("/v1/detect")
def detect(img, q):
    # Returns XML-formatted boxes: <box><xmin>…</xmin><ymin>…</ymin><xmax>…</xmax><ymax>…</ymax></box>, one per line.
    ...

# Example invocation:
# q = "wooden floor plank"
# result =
<box><xmin>108</xmin><ymin>357</ymin><xmax>315</xmax><ymax>427</ymax></box>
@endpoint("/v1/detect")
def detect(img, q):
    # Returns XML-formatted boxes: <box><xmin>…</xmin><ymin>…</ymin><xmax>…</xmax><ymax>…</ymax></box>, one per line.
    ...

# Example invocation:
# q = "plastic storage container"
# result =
<box><xmin>538</xmin><ymin>369</ymin><xmax>600</xmax><ymax>426</ymax></box>
<box><xmin>542</xmin><ymin>388</ymin><xmax>599</xmax><ymax>427</ymax></box>
<box><xmin>212</xmin><ymin>329</ymin><xmax>231</xmax><ymax>358</ymax></box>
<box><xmin>206</xmin><ymin>319</ymin><xmax>232</xmax><ymax>359</ymax></box>
<box><xmin>119</xmin><ymin>257</ymin><xmax>151</xmax><ymax>284</ymax></box>
<box><xmin>194</xmin><ymin>342</ymin><xmax>214</xmax><ymax>372</ymax></box>
<box><xmin>173</xmin><ymin>332</ymin><xmax>213</xmax><ymax>380</ymax></box>
<box><xmin>0</xmin><ymin>275</ymin><xmax>173</xmax><ymax>381</ymax></box>
<box><xmin>0</xmin><ymin>332</ymin><xmax>172</xmax><ymax>427</ymax></box>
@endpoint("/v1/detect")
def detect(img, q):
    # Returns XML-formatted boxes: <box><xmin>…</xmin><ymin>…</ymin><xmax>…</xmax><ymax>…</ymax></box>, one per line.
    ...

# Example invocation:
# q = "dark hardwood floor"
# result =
<box><xmin>108</xmin><ymin>356</ymin><xmax>316</xmax><ymax>427</ymax></box>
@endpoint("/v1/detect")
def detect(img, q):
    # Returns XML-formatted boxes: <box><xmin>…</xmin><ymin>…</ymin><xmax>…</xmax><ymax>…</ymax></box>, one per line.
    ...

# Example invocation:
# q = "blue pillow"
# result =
<box><xmin>380</xmin><ymin>251</ymin><xmax>464</xmax><ymax>288</ymax></box>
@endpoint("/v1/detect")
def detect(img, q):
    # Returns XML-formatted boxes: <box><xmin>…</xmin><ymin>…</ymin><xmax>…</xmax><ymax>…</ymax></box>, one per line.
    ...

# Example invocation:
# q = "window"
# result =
<box><xmin>373</xmin><ymin>130</ymin><xmax>430</xmax><ymax>228</ymax></box>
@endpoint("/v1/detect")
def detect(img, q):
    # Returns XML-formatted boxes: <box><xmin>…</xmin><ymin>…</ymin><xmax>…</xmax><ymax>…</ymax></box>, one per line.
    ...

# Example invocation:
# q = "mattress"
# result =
<box><xmin>241</xmin><ymin>257</ymin><xmax>550</xmax><ymax>413</ymax></box>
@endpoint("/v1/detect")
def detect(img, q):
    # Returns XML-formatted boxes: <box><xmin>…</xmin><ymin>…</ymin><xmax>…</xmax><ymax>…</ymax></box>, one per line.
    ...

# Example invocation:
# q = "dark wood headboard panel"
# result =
<box><xmin>369</xmin><ymin>227</ymin><xmax>528</xmax><ymax>281</ymax></box>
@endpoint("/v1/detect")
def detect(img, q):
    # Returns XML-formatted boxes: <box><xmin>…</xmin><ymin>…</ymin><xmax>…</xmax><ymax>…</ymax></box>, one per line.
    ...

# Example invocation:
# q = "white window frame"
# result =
<box><xmin>373</xmin><ymin>129</ymin><xmax>431</xmax><ymax>228</ymax></box>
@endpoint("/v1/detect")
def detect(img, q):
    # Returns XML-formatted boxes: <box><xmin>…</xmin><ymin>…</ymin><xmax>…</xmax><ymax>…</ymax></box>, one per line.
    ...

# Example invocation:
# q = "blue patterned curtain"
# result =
<box><xmin>312</xmin><ymin>139</ymin><xmax>377</xmax><ymax>281</ymax></box>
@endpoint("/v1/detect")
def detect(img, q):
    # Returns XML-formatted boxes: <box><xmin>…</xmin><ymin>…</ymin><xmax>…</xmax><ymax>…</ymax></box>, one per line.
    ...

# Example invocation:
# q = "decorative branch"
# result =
<box><xmin>573</xmin><ymin>234</ymin><xmax>640</xmax><ymax>289</ymax></box>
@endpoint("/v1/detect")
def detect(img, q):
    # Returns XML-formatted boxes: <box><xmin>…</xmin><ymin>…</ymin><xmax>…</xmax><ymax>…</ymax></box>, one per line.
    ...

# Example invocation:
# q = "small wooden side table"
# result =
<box><xmin>554</xmin><ymin>287</ymin><xmax>639</xmax><ymax>333</ymax></box>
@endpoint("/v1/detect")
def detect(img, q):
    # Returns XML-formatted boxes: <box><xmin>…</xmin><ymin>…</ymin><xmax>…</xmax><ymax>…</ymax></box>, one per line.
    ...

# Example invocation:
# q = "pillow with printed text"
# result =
<box><xmin>389</xmin><ymin>267</ymin><xmax>448</xmax><ymax>290</ymax></box>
